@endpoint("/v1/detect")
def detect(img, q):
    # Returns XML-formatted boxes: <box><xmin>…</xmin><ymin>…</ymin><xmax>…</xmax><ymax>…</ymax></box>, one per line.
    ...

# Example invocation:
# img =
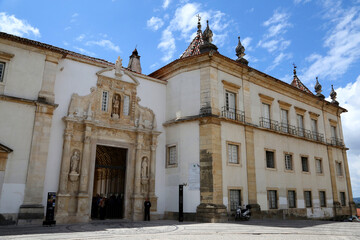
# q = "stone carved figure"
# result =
<box><xmin>112</xmin><ymin>94</ymin><xmax>121</xmax><ymax>118</ymax></box>
<box><xmin>70</xmin><ymin>150</ymin><xmax>80</xmax><ymax>174</ymax></box>
<box><xmin>115</xmin><ymin>56</ymin><xmax>123</xmax><ymax>76</ymax></box>
<box><xmin>141</xmin><ymin>157</ymin><xmax>149</xmax><ymax>179</ymax></box>
<box><xmin>135</xmin><ymin>98</ymin><xmax>156</xmax><ymax>129</ymax></box>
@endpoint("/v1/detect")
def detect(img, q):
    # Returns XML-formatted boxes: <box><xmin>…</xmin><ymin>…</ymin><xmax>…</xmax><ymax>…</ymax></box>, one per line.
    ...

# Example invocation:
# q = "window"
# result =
<box><xmin>266</xmin><ymin>150</ymin><xmax>275</xmax><ymax>169</ymax></box>
<box><xmin>268</xmin><ymin>190</ymin><xmax>277</xmax><ymax>209</ymax></box>
<box><xmin>123</xmin><ymin>95</ymin><xmax>130</xmax><ymax>116</ymax></box>
<box><xmin>262</xmin><ymin>103</ymin><xmax>271</xmax><ymax>128</ymax></box>
<box><xmin>331</xmin><ymin>126</ymin><xmax>337</xmax><ymax>139</ymax></box>
<box><xmin>336</xmin><ymin>162</ymin><xmax>343</xmax><ymax>176</ymax></box>
<box><xmin>285</xmin><ymin>154</ymin><xmax>293</xmax><ymax>171</ymax></box>
<box><xmin>315</xmin><ymin>159</ymin><xmax>323</xmax><ymax>174</ymax></box>
<box><xmin>304</xmin><ymin>191</ymin><xmax>312</xmax><ymax>207</ymax></box>
<box><xmin>311</xmin><ymin>119</ymin><xmax>318</xmax><ymax>140</ymax></box>
<box><xmin>340</xmin><ymin>192</ymin><xmax>346</xmax><ymax>206</ymax></box>
<box><xmin>228</xmin><ymin>143</ymin><xmax>239</xmax><ymax>164</ymax></box>
<box><xmin>101</xmin><ymin>91</ymin><xmax>109</xmax><ymax>112</ymax></box>
<box><xmin>0</xmin><ymin>61</ymin><xmax>5</xmax><ymax>82</ymax></box>
<box><xmin>225</xmin><ymin>91</ymin><xmax>236</xmax><ymax>119</ymax></box>
<box><xmin>280</xmin><ymin>109</ymin><xmax>289</xmax><ymax>133</ymax></box>
<box><xmin>229</xmin><ymin>189</ymin><xmax>241</xmax><ymax>211</ymax></box>
<box><xmin>301</xmin><ymin>156</ymin><xmax>309</xmax><ymax>172</ymax></box>
<box><xmin>319</xmin><ymin>191</ymin><xmax>326</xmax><ymax>207</ymax></box>
<box><xmin>166</xmin><ymin>145</ymin><xmax>177</xmax><ymax>167</ymax></box>
<box><xmin>288</xmin><ymin>190</ymin><xmax>296</xmax><ymax>208</ymax></box>
<box><xmin>297</xmin><ymin>114</ymin><xmax>304</xmax><ymax>137</ymax></box>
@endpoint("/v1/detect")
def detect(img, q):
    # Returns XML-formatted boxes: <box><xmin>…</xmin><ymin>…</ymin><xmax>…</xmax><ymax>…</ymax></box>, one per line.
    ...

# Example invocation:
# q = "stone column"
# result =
<box><xmin>18</xmin><ymin>103</ymin><xmax>56</xmax><ymax>224</ymax></box>
<box><xmin>342</xmin><ymin>149</ymin><xmax>356</xmax><ymax>215</ymax></box>
<box><xmin>132</xmin><ymin>133</ymin><xmax>144</xmax><ymax>220</ymax></box>
<box><xmin>77</xmin><ymin>124</ymin><xmax>92</xmax><ymax>219</ymax></box>
<box><xmin>149</xmin><ymin>134</ymin><xmax>158</xmax><ymax>211</ymax></box>
<box><xmin>196</xmin><ymin>117</ymin><xmax>227</xmax><ymax>223</ymax></box>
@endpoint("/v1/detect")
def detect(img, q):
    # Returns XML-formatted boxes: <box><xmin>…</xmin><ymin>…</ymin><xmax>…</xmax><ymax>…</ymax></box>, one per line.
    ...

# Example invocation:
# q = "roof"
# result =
<box><xmin>180</xmin><ymin>31</ymin><xmax>204</xmax><ymax>59</ymax></box>
<box><xmin>0</xmin><ymin>31</ymin><xmax>114</xmax><ymax>66</ymax></box>
<box><xmin>291</xmin><ymin>74</ymin><xmax>313</xmax><ymax>94</ymax></box>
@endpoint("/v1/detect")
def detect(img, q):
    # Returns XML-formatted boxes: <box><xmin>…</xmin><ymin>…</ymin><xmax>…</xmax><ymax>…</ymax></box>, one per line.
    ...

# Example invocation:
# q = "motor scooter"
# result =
<box><xmin>235</xmin><ymin>204</ymin><xmax>251</xmax><ymax>221</ymax></box>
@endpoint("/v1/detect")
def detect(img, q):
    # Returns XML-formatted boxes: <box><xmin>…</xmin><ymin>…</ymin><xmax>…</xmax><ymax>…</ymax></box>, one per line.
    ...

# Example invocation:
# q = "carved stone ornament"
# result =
<box><xmin>69</xmin><ymin>149</ymin><xmax>80</xmax><ymax>182</ymax></box>
<box><xmin>235</xmin><ymin>36</ymin><xmax>248</xmax><ymax>65</ymax></box>
<box><xmin>314</xmin><ymin>77</ymin><xmax>325</xmax><ymax>99</ymax></box>
<box><xmin>115</xmin><ymin>56</ymin><xmax>123</xmax><ymax>76</ymax></box>
<box><xmin>111</xmin><ymin>94</ymin><xmax>121</xmax><ymax>119</ymax></box>
<box><xmin>200</xmin><ymin>20</ymin><xmax>218</xmax><ymax>54</ymax></box>
<box><xmin>141</xmin><ymin>157</ymin><xmax>149</xmax><ymax>179</ymax></box>
<box><xmin>330</xmin><ymin>85</ymin><xmax>339</xmax><ymax>105</ymax></box>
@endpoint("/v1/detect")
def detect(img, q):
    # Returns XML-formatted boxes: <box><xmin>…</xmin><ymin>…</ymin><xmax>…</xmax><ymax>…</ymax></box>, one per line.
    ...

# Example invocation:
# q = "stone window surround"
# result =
<box><xmin>294</xmin><ymin>106</ymin><xmax>306</xmax><ymax>116</ymax></box>
<box><xmin>265</xmin><ymin>148</ymin><xmax>276</xmax><ymax>170</ymax></box>
<box><xmin>339</xmin><ymin>191</ymin><xmax>346</xmax><ymax>206</ymax></box>
<box><xmin>300</xmin><ymin>154</ymin><xmax>310</xmax><ymax>174</ymax></box>
<box><xmin>287</xmin><ymin>188</ymin><xmax>297</xmax><ymax>208</ymax></box>
<box><xmin>0</xmin><ymin>50</ymin><xmax>15</xmax><ymax>94</ymax></box>
<box><xmin>266</xmin><ymin>187</ymin><xmax>279</xmax><ymax>210</ymax></box>
<box><xmin>335</xmin><ymin>160</ymin><xmax>344</xmax><ymax>177</ymax></box>
<box><xmin>222</xmin><ymin>80</ymin><xmax>241</xmax><ymax>112</ymax></box>
<box><xmin>166</xmin><ymin>143</ymin><xmax>178</xmax><ymax>168</ymax></box>
<box><xmin>227</xmin><ymin>186</ymin><xmax>243</xmax><ymax>212</ymax></box>
<box><xmin>284</xmin><ymin>151</ymin><xmax>294</xmax><ymax>172</ymax></box>
<box><xmin>304</xmin><ymin>189</ymin><xmax>313</xmax><ymax>208</ymax></box>
<box><xmin>226</xmin><ymin>141</ymin><xmax>241</xmax><ymax>166</ymax></box>
<box><xmin>319</xmin><ymin>190</ymin><xmax>327</xmax><ymax>207</ymax></box>
<box><xmin>315</xmin><ymin>157</ymin><xmax>324</xmax><ymax>176</ymax></box>
<box><xmin>278</xmin><ymin>100</ymin><xmax>292</xmax><ymax>111</ymax></box>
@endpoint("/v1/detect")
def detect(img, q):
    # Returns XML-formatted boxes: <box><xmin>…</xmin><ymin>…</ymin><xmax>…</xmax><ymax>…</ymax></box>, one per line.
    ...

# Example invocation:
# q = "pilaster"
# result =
<box><xmin>38</xmin><ymin>55</ymin><xmax>60</xmax><ymax>104</ymax></box>
<box><xmin>342</xmin><ymin>149</ymin><xmax>356</xmax><ymax>215</ymax></box>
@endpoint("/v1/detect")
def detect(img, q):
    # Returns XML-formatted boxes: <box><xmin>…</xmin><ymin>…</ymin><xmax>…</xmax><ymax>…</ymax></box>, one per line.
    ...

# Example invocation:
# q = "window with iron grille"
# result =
<box><xmin>311</xmin><ymin>119</ymin><xmax>318</xmax><ymax>140</ymax></box>
<box><xmin>285</xmin><ymin>154</ymin><xmax>293</xmax><ymax>170</ymax></box>
<box><xmin>281</xmin><ymin>109</ymin><xmax>289</xmax><ymax>133</ymax></box>
<box><xmin>301</xmin><ymin>156</ymin><xmax>309</xmax><ymax>172</ymax></box>
<box><xmin>304</xmin><ymin>191</ymin><xmax>312</xmax><ymax>207</ymax></box>
<box><xmin>266</xmin><ymin>151</ymin><xmax>275</xmax><ymax>169</ymax></box>
<box><xmin>319</xmin><ymin>191</ymin><xmax>326</xmax><ymax>207</ymax></box>
<box><xmin>123</xmin><ymin>95</ymin><xmax>130</xmax><ymax>116</ymax></box>
<box><xmin>336</xmin><ymin>162</ymin><xmax>343</xmax><ymax>176</ymax></box>
<box><xmin>268</xmin><ymin>190</ymin><xmax>277</xmax><ymax>209</ymax></box>
<box><xmin>0</xmin><ymin>62</ymin><xmax>5</xmax><ymax>82</ymax></box>
<box><xmin>288</xmin><ymin>190</ymin><xmax>296</xmax><ymax>208</ymax></box>
<box><xmin>297</xmin><ymin>114</ymin><xmax>304</xmax><ymax>137</ymax></box>
<box><xmin>229</xmin><ymin>189</ymin><xmax>241</xmax><ymax>211</ymax></box>
<box><xmin>262</xmin><ymin>103</ymin><xmax>270</xmax><ymax>128</ymax></box>
<box><xmin>316</xmin><ymin>159</ymin><xmax>323</xmax><ymax>174</ymax></box>
<box><xmin>228</xmin><ymin>144</ymin><xmax>239</xmax><ymax>164</ymax></box>
<box><xmin>340</xmin><ymin>192</ymin><xmax>346</xmax><ymax>206</ymax></box>
<box><xmin>225</xmin><ymin>91</ymin><xmax>236</xmax><ymax>120</ymax></box>
<box><xmin>101</xmin><ymin>91</ymin><xmax>109</xmax><ymax>112</ymax></box>
<box><xmin>167</xmin><ymin>145</ymin><xmax>177</xmax><ymax>167</ymax></box>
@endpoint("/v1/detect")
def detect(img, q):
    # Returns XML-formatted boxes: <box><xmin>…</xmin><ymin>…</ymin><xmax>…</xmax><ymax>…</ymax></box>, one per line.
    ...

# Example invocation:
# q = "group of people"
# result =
<box><xmin>91</xmin><ymin>194</ymin><xmax>123</xmax><ymax>220</ymax></box>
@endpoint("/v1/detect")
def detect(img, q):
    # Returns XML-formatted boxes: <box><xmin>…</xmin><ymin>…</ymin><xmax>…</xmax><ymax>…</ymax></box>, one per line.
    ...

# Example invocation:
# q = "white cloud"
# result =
<box><xmin>86</xmin><ymin>39</ymin><xmax>121</xmax><ymax>53</ymax></box>
<box><xmin>147</xmin><ymin>17</ymin><xmax>164</xmax><ymax>31</ymax></box>
<box><xmin>242</xmin><ymin>37</ymin><xmax>252</xmax><ymax>51</ymax></box>
<box><xmin>64</xmin><ymin>26</ymin><xmax>71</xmax><ymax>31</ymax></box>
<box><xmin>267</xmin><ymin>52</ymin><xmax>292</xmax><ymax>71</ymax></box>
<box><xmin>73</xmin><ymin>46</ymin><xmax>96</xmax><ymax>56</ymax></box>
<box><xmin>71</xmin><ymin>13</ymin><xmax>79</xmax><ymax>23</ymax></box>
<box><xmin>300</xmin><ymin>5</ymin><xmax>360</xmax><ymax>83</ymax></box>
<box><xmin>336</xmin><ymin>76</ymin><xmax>360</xmax><ymax>197</ymax></box>
<box><xmin>157</xmin><ymin>27</ymin><xmax>176</xmax><ymax>62</ymax></box>
<box><xmin>213</xmin><ymin>33</ymin><xmax>228</xmax><ymax>47</ymax></box>
<box><xmin>76</xmin><ymin>34</ymin><xmax>85</xmax><ymax>42</ymax></box>
<box><xmin>0</xmin><ymin>12</ymin><xmax>40</xmax><ymax>37</ymax></box>
<box><xmin>294</xmin><ymin>0</ymin><xmax>311</xmax><ymax>4</ymax></box>
<box><xmin>163</xmin><ymin>0</ymin><xmax>171</xmax><ymax>9</ymax></box>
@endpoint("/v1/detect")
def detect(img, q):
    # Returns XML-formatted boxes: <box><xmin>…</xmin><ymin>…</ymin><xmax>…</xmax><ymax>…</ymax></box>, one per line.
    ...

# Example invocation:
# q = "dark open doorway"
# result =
<box><xmin>91</xmin><ymin>145</ymin><xmax>127</xmax><ymax>219</ymax></box>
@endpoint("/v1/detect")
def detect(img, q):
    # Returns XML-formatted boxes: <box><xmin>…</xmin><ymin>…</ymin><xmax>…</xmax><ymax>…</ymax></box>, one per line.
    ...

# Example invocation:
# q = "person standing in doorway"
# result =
<box><xmin>144</xmin><ymin>197</ymin><xmax>151</xmax><ymax>221</ymax></box>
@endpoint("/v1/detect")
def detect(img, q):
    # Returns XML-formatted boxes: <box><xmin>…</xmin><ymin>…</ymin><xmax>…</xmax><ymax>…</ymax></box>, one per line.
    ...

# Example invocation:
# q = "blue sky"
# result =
<box><xmin>1</xmin><ymin>0</ymin><xmax>360</xmax><ymax>198</ymax></box>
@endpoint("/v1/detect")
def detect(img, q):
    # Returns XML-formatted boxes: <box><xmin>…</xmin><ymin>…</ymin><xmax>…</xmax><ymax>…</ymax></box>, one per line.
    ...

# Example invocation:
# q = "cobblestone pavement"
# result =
<box><xmin>0</xmin><ymin>219</ymin><xmax>360</xmax><ymax>240</ymax></box>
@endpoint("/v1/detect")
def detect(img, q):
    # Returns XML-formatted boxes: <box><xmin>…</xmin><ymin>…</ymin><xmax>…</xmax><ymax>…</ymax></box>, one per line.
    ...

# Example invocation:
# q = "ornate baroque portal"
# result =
<box><xmin>56</xmin><ymin>63</ymin><xmax>160</xmax><ymax>223</ymax></box>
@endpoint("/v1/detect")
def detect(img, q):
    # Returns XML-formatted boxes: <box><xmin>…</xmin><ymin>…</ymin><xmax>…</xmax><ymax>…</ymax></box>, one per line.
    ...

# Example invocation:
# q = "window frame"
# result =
<box><xmin>166</xmin><ymin>144</ymin><xmax>178</xmax><ymax>168</ymax></box>
<box><xmin>336</xmin><ymin>161</ymin><xmax>343</xmax><ymax>177</ymax></box>
<box><xmin>0</xmin><ymin>51</ymin><xmax>14</xmax><ymax>94</ymax></box>
<box><xmin>267</xmin><ymin>189</ymin><xmax>278</xmax><ymax>209</ymax></box>
<box><xmin>319</xmin><ymin>191</ymin><xmax>326</xmax><ymax>207</ymax></box>
<box><xmin>265</xmin><ymin>149</ymin><xmax>276</xmax><ymax>170</ymax></box>
<box><xmin>287</xmin><ymin>189</ymin><xmax>297</xmax><ymax>208</ymax></box>
<box><xmin>304</xmin><ymin>190</ymin><xmax>312</xmax><ymax>208</ymax></box>
<box><xmin>280</xmin><ymin>109</ymin><xmax>289</xmax><ymax>133</ymax></box>
<box><xmin>122</xmin><ymin>94</ymin><xmax>130</xmax><ymax>116</ymax></box>
<box><xmin>0</xmin><ymin>61</ymin><xmax>5</xmax><ymax>83</ymax></box>
<box><xmin>301</xmin><ymin>155</ymin><xmax>310</xmax><ymax>173</ymax></box>
<box><xmin>284</xmin><ymin>152</ymin><xmax>293</xmax><ymax>172</ymax></box>
<box><xmin>227</xmin><ymin>141</ymin><xmax>241</xmax><ymax>166</ymax></box>
<box><xmin>101</xmin><ymin>91</ymin><xmax>109</xmax><ymax>112</ymax></box>
<box><xmin>340</xmin><ymin>192</ymin><xmax>346</xmax><ymax>206</ymax></box>
<box><xmin>315</xmin><ymin>158</ymin><xmax>323</xmax><ymax>175</ymax></box>
<box><xmin>228</xmin><ymin>188</ymin><xmax>242</xmax><ymax>212</ymax></box>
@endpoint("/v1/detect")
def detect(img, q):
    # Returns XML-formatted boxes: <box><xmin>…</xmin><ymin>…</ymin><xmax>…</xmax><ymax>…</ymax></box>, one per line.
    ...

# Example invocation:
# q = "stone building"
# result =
<box><xmin>0</xmin><ymin>19</ymin><xmax>356</xmax><ymax>224</ymax></box>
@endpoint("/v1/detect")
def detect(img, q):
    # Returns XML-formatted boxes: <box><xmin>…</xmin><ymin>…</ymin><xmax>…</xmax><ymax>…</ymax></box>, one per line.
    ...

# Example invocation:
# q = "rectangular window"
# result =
<box><xmin>101</xmin><ymin>91</ymin><xmax>109</xmax><ymax>112</ymax></box>
<box><xmin>311</xmin><ymin>119</ymin><xmax>318</xmax><ymax>140</ymax></box>
<box><xmin>228</xmin><ymin>144</ymin><xmax>239</xmax><ymax>164</ymax></box>
<box><xmin>288</xmin><ymin>190</ymin><xmax>296</xmax><ymax>208</ymax></box>
<box><xmin>225</xmin><ymin>91</ymin><xmax>236</xmax><ymax>119</ymax></box>
<box><xmin>167</xmin><ymin>145</ymin><xmax>177</xmax><ymax>167</ymax></box>
<box><xmin>229</xmin><ymin>190</ymin><xmax>241</xmax><ymax>211</ymax></box>
<box><xmin>0</xmin><ymin>62</ymin><xmax>5</xmax><ymax>82</ymax></box>
<box><xmin>268</xmin><ymin>190</ymin><xmax>277</xmax><ymax>209</ymax></box>
<box><xmin>266</xmin><ymin>150</ymin><xmax>275</xmax><ymax>169</ymax></box>
<box><xmin>331</xmin><ymin>126</ymin><xmax>337</xmax><ymax>139</ymax></box>
<box><xmin>297</xmin><ymin>114</ymin><xmax>304</xmax><ymax>137</ymax></box>
<box><xmin>336</xmin><ymin>162</ymin><xmax>343</xmax><ymax>176</ymax></box>
<box><xmin>285</xmin><ymin>154</ymin><xmax>293</xmax><ymax>171</ymax></box>
<box><xmin>304</xmin><ymin>191</ymin><xmax>312</xmax><ymax>207</ymax></box>
<box><xmin>315</xmin><ymin>159</ymin><xmax>323</xmax><ymax>174</ymax></box>
<box><xmin>281</xmin><ymin>109</ymin><xmax>289</xmax><ymax>133</ymax></box>
<box><xmin>301</xmin><ymin>156</ymin><xmax>309</xmax><ymax>172</ymax></box>
<box><xmin>123</xmin><ymin>95</ymin><xmax>130</xmax><ymax>116</ymax></box>
<box><xmin>340</xmin><ymin>192</ymin><xmax>346</xmax><ymax>206</ymax></box>
<box><xmin>319</xmin><ymin>191</ymin><xmax>326</xmax><ymax>207</ymax></box>
<box><xmin>262</xmin><ymin>103</ymin><xmax>270</xmax><ymax>128</ymax></box>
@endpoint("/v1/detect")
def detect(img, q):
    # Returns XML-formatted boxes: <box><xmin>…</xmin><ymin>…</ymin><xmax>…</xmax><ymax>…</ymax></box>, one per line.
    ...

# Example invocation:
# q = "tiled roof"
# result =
<box><xmin>180</xmin><ymin>31</ymin><xmax>204</xmax><ymax>59</ymax></box>
<box><xmin>0</xmin><ymin>32</ymin><xmax>114</xmax><ymax>66</ymax></box>
<box><xmin>291</xmin><ymin>75</ymin><xmax>313</xmax><ymax>94</ymax></box>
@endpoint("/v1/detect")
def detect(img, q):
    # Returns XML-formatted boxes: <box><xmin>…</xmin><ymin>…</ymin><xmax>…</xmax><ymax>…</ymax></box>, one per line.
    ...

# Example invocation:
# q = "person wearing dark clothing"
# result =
<box><xmin>99</xmin><ymin>197</ymin><xmax>106</xmax><ymax>220</ymax></box>
<box><xmin>144</xmin><ymin>198</ymin><xmax>151</xmax><ymax>221</ymax></box>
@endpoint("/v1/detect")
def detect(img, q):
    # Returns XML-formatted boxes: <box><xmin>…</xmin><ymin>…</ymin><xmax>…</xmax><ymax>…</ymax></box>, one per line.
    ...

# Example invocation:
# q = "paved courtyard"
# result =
<box><xmin>0</xmin><ymin>219</ymin><xmax>359</xmax><ymax>240</ymax></box>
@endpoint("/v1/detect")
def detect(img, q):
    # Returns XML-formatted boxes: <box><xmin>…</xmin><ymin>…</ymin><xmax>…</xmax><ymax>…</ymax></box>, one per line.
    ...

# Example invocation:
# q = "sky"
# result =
<box><xmin>0</xmin><ymin>0</ymin><xmax>360</xmax><ymax>198</ymax></box>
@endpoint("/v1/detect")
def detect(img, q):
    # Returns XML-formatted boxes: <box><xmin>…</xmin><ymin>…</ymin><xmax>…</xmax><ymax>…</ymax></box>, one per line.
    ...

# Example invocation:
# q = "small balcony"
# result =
<box><xmin>259</xmin><ymin>117</ymin><xmax>279</xmax><ymax>131</ymax></box>
<box><xmin>328</xmin><ymin>137</ymin><xmax>344</xmax><ymax>147</ymax></box>
<box><xmin>221</xmin><ymin>107</ymin><xmax>245</xmax><ymax>122</ymax></box>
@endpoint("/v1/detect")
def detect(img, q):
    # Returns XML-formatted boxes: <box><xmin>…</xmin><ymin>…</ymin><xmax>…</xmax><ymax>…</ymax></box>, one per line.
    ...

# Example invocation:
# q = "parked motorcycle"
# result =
<box><xmin>235</xmin><ymin>204</ymin><xmax>251</xmax><ymax>221</ymax></box>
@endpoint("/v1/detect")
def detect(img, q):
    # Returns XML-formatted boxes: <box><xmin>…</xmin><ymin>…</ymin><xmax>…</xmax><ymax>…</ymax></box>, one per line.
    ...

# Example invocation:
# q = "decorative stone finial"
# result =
<box><xmin>330</xmin><ymin>85</ymin><xmax>339</xmax><ymax>105</ymax></box>
<box><xmin>196</xmin><ymin>14</ymin><xmax>201</xmax><ymax>33</ymax></box>
<box><xmin>199</xmin><ymin>20</ymin><xmax>218</xmax><ymax>54</ymax></box>
<box><xmin>314</xmin><ymin>77</ymin><xmax>325</xmax><ymax>99</ymax></box>
<box><xmin>202</xmin><ymin>20</ymin><xmax>213</xmax><ymax>43</ymax></box>
<box><xmin>235</xmin><ymin>36</ymin><xmax>248</xmax><ymax>65</ymax></box>
<box><xmin>293</xmin><ymin>63</ymin><xmax>297</xmax><ymax>76</ymax></box>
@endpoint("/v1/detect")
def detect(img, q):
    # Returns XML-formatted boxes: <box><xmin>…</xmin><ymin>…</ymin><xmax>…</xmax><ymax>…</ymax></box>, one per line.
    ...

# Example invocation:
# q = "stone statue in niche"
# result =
<box><xmin>141</xmin><ymin>157</ymin><xmax>149</xmax><ymax>179</ymax></box>
<box><xmin>70</xmin><ymin>149</ymin><xmax>80</xmax><ymax>174</ymax></box>
<box><xmin>112</xmin><ymin>94</ymin><xmax>121</xmax><ymax>119</ymax></box>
